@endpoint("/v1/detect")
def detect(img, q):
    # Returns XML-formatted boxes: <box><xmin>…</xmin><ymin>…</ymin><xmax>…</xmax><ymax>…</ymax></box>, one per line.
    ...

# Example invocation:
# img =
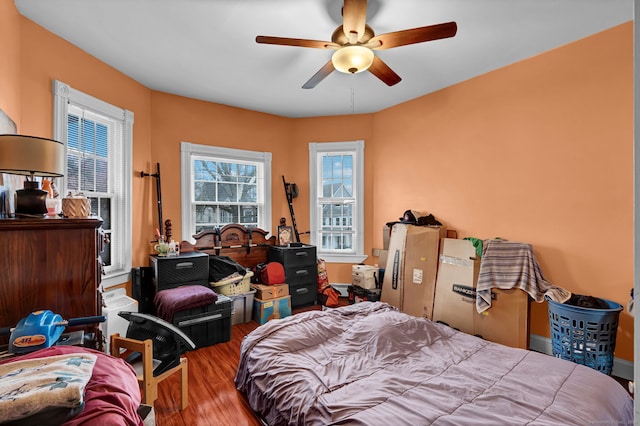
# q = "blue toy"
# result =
<box><xmin>0</xmin><ymin>310</ymin><xmax>106</xmax><ymax>354</ymax></box>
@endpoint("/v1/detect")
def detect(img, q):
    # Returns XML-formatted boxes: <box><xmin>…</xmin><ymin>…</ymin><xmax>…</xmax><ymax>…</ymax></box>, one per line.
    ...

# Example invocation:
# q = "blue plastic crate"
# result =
<box><xmin>547</xmin><ymin>297</ymin><xmax>622</xmax><ymax>375</ymax></box>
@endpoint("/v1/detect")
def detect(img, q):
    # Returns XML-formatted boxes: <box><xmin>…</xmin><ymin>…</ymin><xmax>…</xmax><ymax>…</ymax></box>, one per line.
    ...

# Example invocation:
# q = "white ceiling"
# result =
<box><xmin>15</xmin><ymin>0</ymin><xmax>633</xmax><ymax>118</ymax></box>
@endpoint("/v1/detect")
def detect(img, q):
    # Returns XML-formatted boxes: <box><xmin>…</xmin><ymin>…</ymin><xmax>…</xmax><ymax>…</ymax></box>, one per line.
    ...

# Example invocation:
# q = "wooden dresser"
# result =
<box><xmin>0</xmin><ymin>217</ymin><xmax>104</xmax><ymax>348</ymax></box>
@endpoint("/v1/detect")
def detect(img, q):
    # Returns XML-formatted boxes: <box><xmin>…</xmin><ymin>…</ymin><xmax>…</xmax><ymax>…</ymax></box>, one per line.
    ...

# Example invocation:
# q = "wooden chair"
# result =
<box><xmin>110</xmin><ymin>333</ymin><xmax>189</xmax><ymax>410</ymax></box>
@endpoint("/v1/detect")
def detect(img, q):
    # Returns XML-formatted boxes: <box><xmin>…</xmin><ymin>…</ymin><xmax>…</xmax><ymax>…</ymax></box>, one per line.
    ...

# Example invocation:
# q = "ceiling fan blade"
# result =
<box><xmin>371</xmin><ymin>22</ymin><xmax>457</xmax><ymax>50</ymax></box>
<box><xmin>368</xmin><ymin>55</ymin><xmax>401</xmax><ymax>86</ymax></box>
<box><xmin>256</xmin><ymin>35</ymin><xmax>338</xmax><ymax>49</ymax></box>
<box><xmin>302</xmin><ymin>60</ymin><xmax>335</xmax><ymax>89</ymax></box>
<box><xmin>342</xmin><ymin>0</ymin><xmax>367</xmax><ymax>43</ymax></box>
<box><xmin>362</xmin><ymin>39</ymin><xmax>382</xmax><ymax>49</ymax></box>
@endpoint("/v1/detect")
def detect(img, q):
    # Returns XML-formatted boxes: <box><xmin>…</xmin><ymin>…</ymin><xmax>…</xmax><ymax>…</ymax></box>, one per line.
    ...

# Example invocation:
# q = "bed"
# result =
<box><xmin>235</xmin><ymin>302</ymin><xmax>633</xmax><ymax>425</ymax></box>
<box><xmin>0</xmin><ymin>345</ymin><xmax>144</xmax><ymax>425</ymax></box>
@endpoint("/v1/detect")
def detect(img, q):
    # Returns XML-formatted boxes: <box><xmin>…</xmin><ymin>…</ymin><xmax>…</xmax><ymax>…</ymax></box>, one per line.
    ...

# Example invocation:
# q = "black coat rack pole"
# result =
<box><xmin>155</xmin><ymin>163</ymin><xmax>163</xmax><ymax>237</ymax></box>
<box><xmin>141</xmin><ymin>163</ymin><xmax>163</xmax><ymax>238</ymax></box>
<box><xmin>283</xmin><ymin>176</ymin><xmax>301</xmax><ymax>243</ymax></box>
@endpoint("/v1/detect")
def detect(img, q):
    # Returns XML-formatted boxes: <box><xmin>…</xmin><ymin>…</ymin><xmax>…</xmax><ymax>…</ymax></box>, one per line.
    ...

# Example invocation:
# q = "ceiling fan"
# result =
<box><xmin>255</xmin><ymin>0</ymin><xmax>457</xmax><ymax>89</ymax></box>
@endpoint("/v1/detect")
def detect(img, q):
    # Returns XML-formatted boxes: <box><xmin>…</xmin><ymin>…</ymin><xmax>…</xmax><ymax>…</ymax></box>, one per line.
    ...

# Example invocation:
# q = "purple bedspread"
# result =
<box><xmin>235</xmin><ymin>302</ymin><xmax>633</xmax><ymax>425</ymax></box>
<box><xmin>154</xmin><ymin>285</ymin><xmax>217</xmax><ymax>322</ymax></box>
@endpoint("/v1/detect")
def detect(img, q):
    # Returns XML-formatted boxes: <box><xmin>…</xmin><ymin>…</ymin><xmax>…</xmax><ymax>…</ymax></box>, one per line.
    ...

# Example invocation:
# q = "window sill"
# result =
<box><xmin>318</xmin><ymin>254</ymin><xmax>368</xmax><ymax>264</ymax></box>
<box><xmin>101</xmin><ymin>270</ymin><xmax>131</xmax><ymax>290</ymax></box>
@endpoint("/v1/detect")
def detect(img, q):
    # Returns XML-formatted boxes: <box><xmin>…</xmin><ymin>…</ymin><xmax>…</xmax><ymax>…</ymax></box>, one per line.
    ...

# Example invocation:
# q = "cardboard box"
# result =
<box><xmin>378</xmin><ymin>249</ymin><xmax>388</xmax><ymax>271</ymax></box>
<box><xmin>253</xmin><ymin>295</ymin><xmax>292</xmax><ymax>325</ymax></box>
<box><xmin>352</xmin><ymin>265</ymin><xmax>380</xmax><ymax>289</ymax></box>
<box><xmin>382</xmin><ymin>224</ymin><xmax>392</xmax><ymax>250</ymax></box>
<box><xmin>474</xmin><ymin>288</ymin><xmax>530</xmax><ymax>349</ymax></box>
<box><xmin>380</xmin><ymin>224</ymin><xmax>445</xmax><ymax>319</ymax></box>
<box><xmin>251</xmin><ymin>283</ymin><xmax>289</xmax><ymax>300</ymax></box>
<box><xmin>432</xmin><ymin>238</ymin><xmax>530</xmax><ymax>349</ymax></box>
<box><xmin>432</xmin><ymin>238</ymin><xmax>480</xmax><ymax>334</ymax></box>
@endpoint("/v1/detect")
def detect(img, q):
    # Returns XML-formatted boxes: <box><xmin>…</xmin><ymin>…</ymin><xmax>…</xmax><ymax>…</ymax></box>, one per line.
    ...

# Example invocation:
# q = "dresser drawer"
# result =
<box><xmin>283</xmin><ymin>264</ymin><xmax>317</xmax><ymax>286</ymax></box>
<box><xmin>289</xmin><ymin>282</ymin><xmax>316</xmax><ymax>307</ymax></box>
<box><xmin>268</xmin><ymin>245</ymin><xmax>317</xmax><ymax>268</ymax></box>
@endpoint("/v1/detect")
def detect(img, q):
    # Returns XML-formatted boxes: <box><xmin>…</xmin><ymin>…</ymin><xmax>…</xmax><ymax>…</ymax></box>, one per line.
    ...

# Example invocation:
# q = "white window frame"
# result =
<box><xmin>53</xmin><ymin>80</ymin><xmax>133</xmax><ymax>289</ymax></box>
<box><xmin>180</xmin><ymin>142</ymin><xmax>272</xmax><ymax>242</ymax></box>
<box><xmin>309</xmin><ymin>140</ymin><xmax>366</xmax><ymax>264</ymax></box>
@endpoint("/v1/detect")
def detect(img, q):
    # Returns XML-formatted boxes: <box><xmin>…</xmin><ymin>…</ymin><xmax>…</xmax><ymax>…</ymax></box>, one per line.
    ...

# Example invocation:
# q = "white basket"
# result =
<box><xmin>211</xmin><ymin>271</ymin><xmax>254</xmax><ymax>296</ymax></box>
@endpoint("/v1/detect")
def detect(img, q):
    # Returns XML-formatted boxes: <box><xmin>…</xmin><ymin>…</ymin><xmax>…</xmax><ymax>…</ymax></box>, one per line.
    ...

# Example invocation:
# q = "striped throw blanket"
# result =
<box><xmin>476</xmin><ymin>239</ymin><xmax>571</xmax><ymax>313</ymax></box>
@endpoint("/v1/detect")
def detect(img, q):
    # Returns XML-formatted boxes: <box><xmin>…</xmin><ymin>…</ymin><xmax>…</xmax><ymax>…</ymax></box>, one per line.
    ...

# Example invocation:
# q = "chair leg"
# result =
<box><xmin>179</xmin><ymin>357</ymin><xmax>189</xmax><ymax>410</ymax></box>
<box><xmin>142</xmin><ymin>380</ymin><xmax>159</xmax><ymax>406</ymax></box>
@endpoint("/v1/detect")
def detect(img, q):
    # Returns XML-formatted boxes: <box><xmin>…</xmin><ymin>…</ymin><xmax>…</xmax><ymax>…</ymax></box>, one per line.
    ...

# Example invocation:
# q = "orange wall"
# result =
<box><xmin>371</xmin><ymin>23</ymin><xmax>633</xmax><ymax>359</ymax></box>
<box><xmin>2</xmin><ymin>2</ymin><xmax>633</xmax><ymax>361</ymax></box>
<box><xmin>0</xmin><ymin>0</ymin><xmax>22</xmax><ymax>127</ymax></box>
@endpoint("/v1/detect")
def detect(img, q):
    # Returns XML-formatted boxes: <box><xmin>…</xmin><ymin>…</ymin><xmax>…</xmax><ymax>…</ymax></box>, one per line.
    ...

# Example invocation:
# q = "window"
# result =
<box><xmin>309</xmin><ymin>141</ymin><xmax>366</xmax><ymax>263</ymax></box>
<box><xmin>53</xmin><ymin>80</ymin><xmax>133</xmax><ymax>288</ymax></box>
<box><xmin>180</xmin><ymin>142</ymin><xmax>272</xmax><ymax>241</ymax></box>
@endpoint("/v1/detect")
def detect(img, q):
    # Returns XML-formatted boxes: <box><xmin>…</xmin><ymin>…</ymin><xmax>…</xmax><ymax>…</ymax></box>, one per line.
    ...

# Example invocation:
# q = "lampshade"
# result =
<box><xmin>0</xmin><ymin>134</ymin><xmax>65</xmax><ymax>216</ymax></box>
<box><xmin>0</xmin><ymin>134</ymin><xmax>65</xmax><ymax>178</ymax></box>
<box><xmin>331</xmin><ymin>45</ymin><xmax>374</xmax><ymax>74</ymax></box>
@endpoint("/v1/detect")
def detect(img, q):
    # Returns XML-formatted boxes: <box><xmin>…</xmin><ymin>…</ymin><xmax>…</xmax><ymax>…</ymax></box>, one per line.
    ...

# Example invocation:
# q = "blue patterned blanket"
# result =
<box><xmin>0</xmin><ymin>352</ymin><xmax>97</xmax><ymax>424</ymax></box>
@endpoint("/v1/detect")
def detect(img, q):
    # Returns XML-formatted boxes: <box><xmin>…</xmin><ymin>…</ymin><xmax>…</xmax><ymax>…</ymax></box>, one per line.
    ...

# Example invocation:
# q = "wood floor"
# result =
<box><xmin>154</xmin><ymin>304</ymin><xmax>323</xmax><ymax>426</ymax></box>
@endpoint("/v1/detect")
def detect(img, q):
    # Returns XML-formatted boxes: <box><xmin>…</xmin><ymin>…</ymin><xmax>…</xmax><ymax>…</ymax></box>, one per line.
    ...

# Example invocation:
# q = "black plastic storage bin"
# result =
<box><xmin>547</xmin><ymin>297</ymin><xmax>622</xmax><ymax>375</ymax></box>
<box><xmin>172</xmin><ymin>295</ymin><xmax>232</xmax><ymax>349</ymax></box>
<box><xmin>268</xmin><ymin>245</ymin><xmax>318</xmax><ymax>308</ymax></box>
<box><xmin>151</xmin><ymin>251</ymin><xmax>209</xmax><ymax>291</ymax></box>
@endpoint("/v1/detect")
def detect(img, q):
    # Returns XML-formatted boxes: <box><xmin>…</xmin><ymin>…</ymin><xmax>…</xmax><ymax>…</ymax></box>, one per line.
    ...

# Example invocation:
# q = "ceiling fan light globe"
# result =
<box><xmin>332</xmin><ymin>45</ymin><xmax>374</xmax><ymax>74</ymax></box>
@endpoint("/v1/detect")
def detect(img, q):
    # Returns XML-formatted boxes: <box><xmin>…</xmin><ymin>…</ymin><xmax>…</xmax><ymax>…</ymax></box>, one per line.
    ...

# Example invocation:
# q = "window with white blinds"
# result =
<box><xmin>53</xmin><ymin>80</ymin><xmax>133</xmax><ymax>288</ymax></box>
<box><xmin>180</xmin><ymin>142</ymin><xmax>272</xmax><ymax>241</ymax></box>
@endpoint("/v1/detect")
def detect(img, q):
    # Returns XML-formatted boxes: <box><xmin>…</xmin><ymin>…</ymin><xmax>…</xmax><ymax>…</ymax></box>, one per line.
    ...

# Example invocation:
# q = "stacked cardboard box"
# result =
<box><xmin>253</xmin><ymin>296</ymin><xmax>291</xmax><ymax>325</ymax></box>
<box><xmin>432</xmin><ymin>238</ymin><xmax>530</xmax><ymax>349</ymax></box>
<box><xmin>252</xmin><ymin>283</ymin><xmax>289</xmax><ymax>300</ymax></box>
<box><xmin>251</xmin><ymin>283</ymin><xmax>291</xmax><ymax>325</ymax></box>
<box><xmin>380</xmin><ymin>224</ymin><xmax>446</xmax><ymax>319</ymax></box>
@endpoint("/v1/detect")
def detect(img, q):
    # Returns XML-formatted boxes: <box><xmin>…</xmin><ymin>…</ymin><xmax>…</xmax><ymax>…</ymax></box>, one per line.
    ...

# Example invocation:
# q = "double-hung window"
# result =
<box><xmin>180</xmin><ymin>142</ymin><xmax>272</xmax><ymax>241</ymax></box>
<box><xmin>309</xmin><ymin>140</ymin><xmax>366</xmax><ymax>263</ymax></box>
<box><xmin>53</xmin><ymin>80</ymin><xmax>133</xmax><ymax>288</ymax></box>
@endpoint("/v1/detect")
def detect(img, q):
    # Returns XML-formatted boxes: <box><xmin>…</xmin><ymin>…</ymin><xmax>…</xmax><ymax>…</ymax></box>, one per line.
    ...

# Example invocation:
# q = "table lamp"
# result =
<box><xmin>0</xmin><ymin>134</ymin><xmax>65</xmax><ymax>216</ymax></box>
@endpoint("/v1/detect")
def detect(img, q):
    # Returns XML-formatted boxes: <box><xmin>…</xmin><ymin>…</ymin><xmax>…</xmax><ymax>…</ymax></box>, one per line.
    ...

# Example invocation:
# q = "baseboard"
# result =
<box><xmin>529</xmin><ymin>334</ymin><xmax>634</xmax><ymax>380</ymax></box>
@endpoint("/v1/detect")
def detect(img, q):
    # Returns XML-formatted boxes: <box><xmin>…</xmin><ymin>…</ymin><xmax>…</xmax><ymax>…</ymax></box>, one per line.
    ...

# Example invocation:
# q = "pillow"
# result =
<box><xmin>154</xmin><ymin>284</ymin><xmax>218</xmax><ymax>322</ymax></box>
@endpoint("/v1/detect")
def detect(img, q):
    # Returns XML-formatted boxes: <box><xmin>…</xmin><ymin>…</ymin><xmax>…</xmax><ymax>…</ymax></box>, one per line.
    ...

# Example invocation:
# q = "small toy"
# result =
<box><xmin>0</xmin><ymin>310</ymin><xmax>106</xmax><ymax>354</ymax></box>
